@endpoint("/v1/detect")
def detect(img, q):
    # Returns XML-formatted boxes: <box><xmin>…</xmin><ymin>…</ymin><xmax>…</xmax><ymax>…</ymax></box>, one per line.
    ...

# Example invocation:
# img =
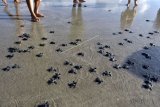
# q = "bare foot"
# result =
<box><xmin>73</xmin><ymin>0</ymin><xmax>79</xmax><ymax>4</ymax></box>
<box><xmin>73</xmin><ymin>4</ymin><xmax>76</xmax><ymax>7</ymax></box>
<box><xmin>36</xmin><ymin>13</ymin><xmax>44</xmax><ymax>17</ymax></box>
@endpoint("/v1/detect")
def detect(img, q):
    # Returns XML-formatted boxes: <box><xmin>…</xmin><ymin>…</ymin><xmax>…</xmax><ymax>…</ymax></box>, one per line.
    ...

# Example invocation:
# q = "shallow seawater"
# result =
<box><xmin>0</xmin><ymin>0</ymin><xmax>160</xmax><ymax>107</ymax></box>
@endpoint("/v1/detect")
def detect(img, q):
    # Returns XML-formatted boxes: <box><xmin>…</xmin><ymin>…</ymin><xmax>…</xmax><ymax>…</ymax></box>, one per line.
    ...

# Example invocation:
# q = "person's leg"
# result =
<box><xmin>34</xmin><ymin>0</ymin><xmax>44</xmax><ymax>17</ymax></box>
<box><xmin>14</xmin><ymin>0</ymin><xmax>21</xmax><ymax>3</ymax></box>
<box><xmin>26</xmin><ymin>0</ymin><xmax>39</xmax><ymax>22</ymax></box>
<box><xmin>79</xmin><ymin>0</ymin><xmax>85</xmax><ymax>3</ymax></box>
<box><xmin>134</xmin><ymin>0</ymin><xmax>138</xmax><ymax>6</ymax></box>
<box><xmin>127</xmin><ymin>0</ymin><xmax>131</xmax><ymax>6</ymax></box>
<box><xmin>2</xmin><ymin>0</ymin><xmax>8</xmax><ymax>6</ymax></box>
<box><xmin>73</xmin><ymin>0</ymin><xmax>78</xmax><ymax>7</ymax></box>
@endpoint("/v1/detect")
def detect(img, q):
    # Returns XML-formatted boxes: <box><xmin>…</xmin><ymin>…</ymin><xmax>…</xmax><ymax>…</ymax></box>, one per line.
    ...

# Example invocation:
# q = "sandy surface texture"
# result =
<box><xmin>0</xmin><ymin>0</ymin><xmax>160</xmax><ymax>107</ymax></box>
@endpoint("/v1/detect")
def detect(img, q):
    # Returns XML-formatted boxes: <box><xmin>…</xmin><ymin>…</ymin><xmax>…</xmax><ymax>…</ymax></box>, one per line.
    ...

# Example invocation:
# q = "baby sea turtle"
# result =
<box><xmin>104</xmin><ymin>52</ymin><xmax>111</xmax><ymax>57</ymax></box>
<box><xmin>109</xmin><ymin>57</ymin><xmax>117</xmax><ymax>62</ymax></box>
<box><xmin>68</xmin><ymin>69</ymin><xmax>77</xmax><ymax>74</ymax></box>
<box><xmin>118</xmin><ymin>43</ymin><xmax>124</xmax><ymax>46</ymax></box>
<box><xmin>39</xmin><ymin>44</ymin><xmax>45</xmax><ymax>47</ymax></box>
<box><xmin>47</xmin><ymin>73</ymin><xmax>61</xmax><ymax>85</ymax></box>
<box><xmin>64</xmin><ymin>61</ymin><xmax>70</xmax><ymax>66</ymax></box>
<box><xmin>2</xmin><ymin>66</ymin><xmax>10</xmax><ymax>71</ymax></box>
<box><xmin>18</xmin><ymin>50</ymin><xmax>23</xmax><ymax>53</ymax></box>
<box><xmin>47</xmin><ymin>67</ymin><xmax>56</xmax><ymax>72</ymax></box>
<box><xmin>142</xmin><ymin>65</ymin><xmax>149</xmax><ymax>70</ymax></box>
<box><xmin>28</xmin><ymin>46</ymin><xmax>35</xmax><ymax>49</ymax></box>
<box><xmin>149</xmin><ymin>43</ymin><xmax>155</xmax><ymax>47</ymax></box>
<box><xmin>49</xmin><ymin>31</ymin><xmax>54</xmax><ymax>33</ymax></box>
<box><xmin>55</xmin><ymin>48</ymin><xmax>63</xmax><ymax>52</ymax></box>
<box><xmin>141</xmin><ymin>53</ymin><xmax>151</xmax><ymax>59</ymax></box>
<box><xmin>94</xmin><ymin>77</ymin><xmax>103</xmax><ymax>84</ymax></box>
<box><xmin>8</xmin><ymin>47</ymin><xmax>18</xmax><ymax>53</ymax></box>
<box><xmin>139</xmin><ymin>34</ymin><xmax>143</xmax><ymax>37</ymax></box>
<box><xmin>36</xmin><ymin>53</ymin><xmax>43</xmax><ymax>57</ymax></box>
<box><xmin>67</xmin><ymin>21</ymin><xmax>71</xmax><ymax>24</ymax></box>
<box><xmin>150</xmin><ymin>76</ymin><xmax>158</xmax><ymax>83</ymax></box>
<box><xmin>47</xmin><ymin>78</ymin><xmax>57</xmax><ymax>85</ymax></box>
<box><xmin>41</xmin><ymin>37</ymin><xmax>47</xmax><ymax>40</ymax></box>
<box><xmin>68</xmin><ymin>81</ymin><xmax>77</xmax><ymax>88</ymax></box>
<box><xmin>145</xmin><ymin>20</ymin><xmax>150</xmax><ymax>22</ymax></box>
<box><xmin>112</xmin><ymin>33</ymin><xmax>117</xmax><ymax>35</ymax></box>
<box><xmin>22</xmin><ymin>38</ymin><xmax>28</xmax><ymax>41</ymax></box>
<box><xmin>23</xmin><ymin>33</ymin><xmax>30</xmax><ymax>38</ymax></box>
<box><xmin>98</xmin><ymin>47</ymin><xmax>104</xmax><ymax>50</ymax></box>
<box><xmin>154</xmin><ymin>31</ymin><xmax>159</xmax><ymax>33</ymax></box>
<box><xmin>104</xmin><ymin>45</ymin><xmax>110</xmax><ymax>48</ymax></box>
<box><xmin>122</xmin><ymin>64</ymin><xmax>130</xmax><ymax>69</ymax></box>
<box><xmin>12</xmin><ymin>64</ymin><xmax>20</xmax><ymax>69</ymax></box>
<box><xmin>124</xmin><ymin>38</ymin><xmax>128</xmax><ymax>41</ymax></box>
<box><xmin>22</xmin><ymin>49</ymin><xmax>30</xmax><ymax>53</ymax></box>
<box><xmin>97</xmin><ymin>42</ymin><xmax>102</xmax><ymax>45</ymax></box>
<box><xmin>6</xmin><ymin>54</ymin><xmax>14</xmax><ymax>59</ymax></box>
<box><xmin>148</xmin><ymin>32</ymin><xmax>154</xmax><ymax>35</ymax></box>
<box><xmin>60</xmin><ymin>44</ymin><xmax>67</xmax><ymax>47</ymax></box>
<box><xmin>97</xmin><ymin>50</ymin><xmax>103</xmax><ymax>54</ymax></box>
<box><xmin>142</xmin><ymin>84</ymin><xmax>152</xmax><ymax>91</ymax></box>
<box><xmin>129</xmin><ymin>31</ymin><xmax>133</xmax><ymax>33</ymax></box>
<box><xmin>102</xmin><ymin>71</ymin><xmax>111</xmax><ymax>77</ymax></box>
<box><xmin>143</xmin><ymin>46</ymin><xmax>149</xmax><ymax>50</ymax></box>
<box><xmin>18</xmin><ymin>33</ymin><xmax>30</xmax><ymax>38</ymax></box>
<box><xmin>14</xmin><ymin>41</ymin><xmax>21</xmax><ymax>45</ymax></box>
<box><xmin>52</xmin><ymin>73</ymin><xmax>61</xmax><ymax>80</ymax></box>
<box><xmin>69</xmin><ymin>42</ymin><xmax>77</xmax><ymax>45</ymax></box>
<box><xmin>144</xmin><ymin>80</ymin><xmax>152</xmax><ymax>86</ymax></box>
<box><xmin>50</xmin><ymin>41</ymin><xmax>55</xmax><ymax>44</ymax></box>
<box><xmin>146</xmin><ymin>36</ymin><xmax>151</xmax><ymax>39</ymax></box>
<box><xmin>37</xmin><ymin>101</ymin><xmax>49</xmax><ymax>107</ymax></box>
<box><xmin>75</xmin><ymin>39</ymin><xmax>82</xmax><ymax>42</ymax></box>
<box><xmin>126</xmin><ymin>60</ymin><xmax>134</xmax><ymax>66</ymax></box>
<box><xmin>118</xmin><ymin>32</ymin><xmax>123</xmax><ymax>34</ymax></box>
<box><xmin>113</xmin><ymin>64</ymin><xmax>122</xmax><ymax>69</ymax></box>
<box><xmin>77</xmin><ymin>52</ymin><xmax>84</xmax><ymax>57</ymax></box>
<box><xmin>65</xmin><ymin>61</ymin><xmax>72</xmax><ymax>66</ymax></box>
<box><xmin>74</xmin><ymin>65</ymin><xmax>82</xmax><ymax>70</ymax></box>
<box><xmin>124</xmin><ymin>29</ymin><xmax>129</xmax><ymax>32</ymax></box>
<box><xmin>89</xmin><ymin>67</ymin><xmax>96</xmax><ymax>73</ymax></box>
<box><xmin>127</xmin><ymin>40</ymin><xmax>133</xmax><ymax>44</ymax></box>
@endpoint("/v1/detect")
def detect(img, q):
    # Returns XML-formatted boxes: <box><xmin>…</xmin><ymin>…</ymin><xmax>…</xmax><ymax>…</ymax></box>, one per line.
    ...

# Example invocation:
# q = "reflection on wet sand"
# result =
<box><xmin>120</xmin><ymin>6</ymin><xmax>137</xmax><ymax>30</ymax></box>
<box><xmin>4</xmin><ymin>3</ymin><xmax>24</xmax><ymax>36</ymax></box>
<box><xmin>154</xmin><ymin>9</ymin><xmax>160</xmax><ymax>30</ymax></box>
<box><xmin>68</xmin><ymin>6</ymin><xmax>84</xmax><ymax>40</ymax></box>
<box><xmin>31</xmin><ymin>22</ymin><xmax>45</xmax><ymax>39</ymax></box>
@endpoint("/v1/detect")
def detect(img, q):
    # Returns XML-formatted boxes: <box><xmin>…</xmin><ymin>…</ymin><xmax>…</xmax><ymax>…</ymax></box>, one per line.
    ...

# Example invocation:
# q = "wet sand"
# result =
<box><xmin>0</xmin><ymin>0</ymin><xmax>160</xmax><ymax>107</ymax></box>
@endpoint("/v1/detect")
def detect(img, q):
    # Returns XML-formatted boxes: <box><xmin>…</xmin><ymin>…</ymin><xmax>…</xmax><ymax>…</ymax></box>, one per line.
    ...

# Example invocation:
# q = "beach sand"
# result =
<box><xmin>0</xmin><ymin>0</ymin><xmax>160</xmax><ymax>106</ymax></box>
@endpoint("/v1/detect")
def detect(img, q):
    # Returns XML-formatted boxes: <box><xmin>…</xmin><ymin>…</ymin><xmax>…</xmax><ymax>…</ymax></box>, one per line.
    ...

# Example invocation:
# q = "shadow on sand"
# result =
<box><xmin>123</xmin><ymin>46</ymin><xmax>160</xmax><ymax>82</ymax></box>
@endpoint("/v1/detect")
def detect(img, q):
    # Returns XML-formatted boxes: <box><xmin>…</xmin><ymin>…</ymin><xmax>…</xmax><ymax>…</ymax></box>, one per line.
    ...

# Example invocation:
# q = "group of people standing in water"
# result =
<box><xmin>1</xmin><ymin>0</ymin><xmax>138</xmax><ymax>22</ymax></box>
